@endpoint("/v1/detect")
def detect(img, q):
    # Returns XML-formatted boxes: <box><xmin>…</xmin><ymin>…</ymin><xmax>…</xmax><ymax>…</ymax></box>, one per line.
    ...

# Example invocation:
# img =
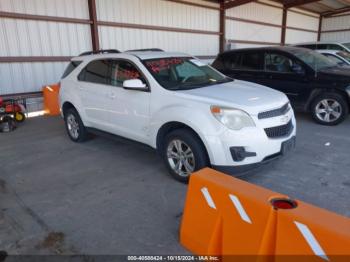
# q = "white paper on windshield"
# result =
<box><xmin>190</xmin><ymin>59</ymin><xmax>206</xmax><ymax>67</ymax></box>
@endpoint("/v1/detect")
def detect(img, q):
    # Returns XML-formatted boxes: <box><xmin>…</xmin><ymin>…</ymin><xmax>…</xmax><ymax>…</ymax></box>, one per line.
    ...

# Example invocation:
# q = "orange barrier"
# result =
<box><xmin>180</xmin><ymin>168</ymin><xmax>350</xmax><ymax>261</ymax></box>
<box><xmin>43</xmin><ymin>84</ymin><xmax>60</xmax><ymax>116</ymax></box>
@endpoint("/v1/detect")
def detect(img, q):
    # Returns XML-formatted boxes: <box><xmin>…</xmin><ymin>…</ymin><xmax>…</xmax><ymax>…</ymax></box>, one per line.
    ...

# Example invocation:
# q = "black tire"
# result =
<box><xmin>161</xmin><ymin>128</ymin><xmax>210</xmax><ymax>183</ymax></box>
<box><xmin>310</xmin><ymin>92</ymin><xmax>349</xmax><ymax>126</ymax></box>
<box><xmin>64</xmin><ymin>108</ymin><xmax>88</xmax><ymax>142</ymax></box>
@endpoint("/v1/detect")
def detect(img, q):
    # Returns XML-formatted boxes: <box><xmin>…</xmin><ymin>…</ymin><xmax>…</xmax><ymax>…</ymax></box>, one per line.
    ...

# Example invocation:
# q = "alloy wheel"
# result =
<box><xmin>67</xmin><ymin>114</ymin><xmax>80</xmax><ymax>139</ymax></box>
<box><xmin>315</xmin><ymin>99</ymin><xmax>342</xmax><ymax>123</ymax></box>
<box><xmin>167</xmin><ymin>139</ymin><xmax>195</xmax><ymax>177</ymax></box>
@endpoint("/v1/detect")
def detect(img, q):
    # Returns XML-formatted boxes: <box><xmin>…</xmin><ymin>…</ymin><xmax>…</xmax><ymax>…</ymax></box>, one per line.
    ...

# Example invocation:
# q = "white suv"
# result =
<box><xmin>59</xmin><ymin>49</ymin><xmax>296</xmax><ymax>182</ymax></box>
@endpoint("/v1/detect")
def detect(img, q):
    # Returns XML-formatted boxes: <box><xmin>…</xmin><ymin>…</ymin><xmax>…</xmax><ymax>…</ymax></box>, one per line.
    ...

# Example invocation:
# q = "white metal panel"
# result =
<box><xmin>322</xmin><ymin>15</ymin><xmax>350</xmax><ymax>31</ymax></box>
<box><xmin>226</xmin><ymin>1</ymin><xmax>283</xmax><ymax>25</ymax></box>
<box><xmin>0</xmin><ymin>0</ymin><xmax>89</xmax><ymax>19</ymax></box>
<box><xmin>99</xmin><ymin>26</ymin><xmax>219</xmax><ymax>56</ymax></box>
<box><xmin>287</xmin><ymin>11</ymin><xmax>319</xmax><ymax>31</ymax></box>
<box><xmin>96</xmin><ymin>0</ymin><xmax>219</xmax><ymax>32</ymax></box>
<box><xmin>321</xmin><ymin>31</ymin><xmax>350</xmax><ymax>42</ymax></box>
<box><xmin>226</xmin><ymin>20</ymin><xmax>281</xmax><ymax>43</ymax></box>
<box><xmin>0</xmin><ymin>18</ymin><xmax>92</xmax><ymax>56</ymax></box>
<box><xmin>285</xmin><ymin>29</ymin><xmax>317</xmax><ymax>44</ymax></box>
<box><xmin>0</xmin><ymin>62</ymin><xmax>68</xmax><ymax>94</ymax></box>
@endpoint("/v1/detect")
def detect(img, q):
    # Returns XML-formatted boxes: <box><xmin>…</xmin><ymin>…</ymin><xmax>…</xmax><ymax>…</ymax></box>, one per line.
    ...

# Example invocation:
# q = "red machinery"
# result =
<box><xmin>0</xmin><ymin>96</ymin><xmax>26</xmax><ymax>123</ymax></box>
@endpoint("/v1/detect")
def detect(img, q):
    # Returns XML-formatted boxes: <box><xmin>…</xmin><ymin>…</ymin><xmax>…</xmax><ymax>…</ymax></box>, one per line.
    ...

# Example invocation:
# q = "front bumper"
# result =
<box><xmin>213</xmin><ymin>136</ymin><xmax>296</xmax><ymax>175</ymax></box>
<box><xmin>203</xmin><ymin>110</ymin><xmax>296</xmax><ymax>167</ymax></box>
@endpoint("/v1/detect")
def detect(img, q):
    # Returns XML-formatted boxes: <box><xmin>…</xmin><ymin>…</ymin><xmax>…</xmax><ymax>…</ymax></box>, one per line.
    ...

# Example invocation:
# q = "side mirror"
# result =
<box><xmin>123</xmin><ymin>79</ymin><xmax>147</xmax><ymax>91</ymax></box>
<box><xmin>292</xmin><ymin>64</ymin><xmax>305</xmax><ymax>75</ymax></box>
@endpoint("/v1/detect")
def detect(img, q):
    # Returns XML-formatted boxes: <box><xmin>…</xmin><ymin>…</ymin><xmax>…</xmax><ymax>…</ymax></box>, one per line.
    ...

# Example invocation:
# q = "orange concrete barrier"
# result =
<box><xmin>43</xmin><ymin>84</ymin><xmax>60</xmax><ymax>116</ymax></box>
<box><xmin>180</xmin><ymin>168</ymin><xmax>350</xmax><ymax>261</ymax></box>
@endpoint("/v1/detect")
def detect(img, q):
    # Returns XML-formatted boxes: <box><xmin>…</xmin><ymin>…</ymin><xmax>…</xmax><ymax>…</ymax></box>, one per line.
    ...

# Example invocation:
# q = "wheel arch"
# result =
<box><xmin>156</xmin><ymin>121</ymin><xmax>211</xmax><ymax>163</ymax></box>
<box><xmin>62</xmin><ymin>101</ymin><xmax>76</xmax><ymax>117</ymax></box>
<box><xmin>306</xmin><ymin>88</ymin><xmax>350</xmax><ymax>111</ymax></box>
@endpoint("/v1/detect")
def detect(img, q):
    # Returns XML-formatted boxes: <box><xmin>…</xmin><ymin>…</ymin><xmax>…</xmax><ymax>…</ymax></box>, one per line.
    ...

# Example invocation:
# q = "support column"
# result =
<box><xmin>281</xmin><ymin>8</ymin><xmax>287</xmax><ymax>45</ymax></box>
<box><xmin>317</xmin><ymin>16</ymin><xmax>323</xmax><ymax>41</ymax></box>
<box><xmin>219</xmin><ymin>0</ymin><xmax>226</xmax><ymax>53</ymax></box>
<box><xmin>88</xmin><ymin>0</ymin><xmax>99</xmax><ymax>51</ymax></box>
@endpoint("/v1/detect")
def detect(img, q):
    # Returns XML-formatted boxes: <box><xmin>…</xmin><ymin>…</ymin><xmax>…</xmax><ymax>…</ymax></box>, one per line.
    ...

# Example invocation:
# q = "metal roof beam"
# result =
<box><xmin>322</xmin><ymin>6</ymin><xmax>350</xmax><ymax>17</ymax></box>
<box><xmin>283</xmin><ymin>0</ymin><xmax>321</xmax><ymax>9</ymax></box>
<box><xmin>224</xmin><ymin>0</ymin><xmax>255</xmax><ymax>9</ymax></box>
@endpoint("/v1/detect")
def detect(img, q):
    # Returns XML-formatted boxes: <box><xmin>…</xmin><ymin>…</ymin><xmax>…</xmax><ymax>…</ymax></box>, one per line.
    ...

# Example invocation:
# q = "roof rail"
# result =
<box><xmin>79</xmin><ymin>49</ymin><xmax>120</xmax><ymax>56</ymax></box>
<box><xmin>126</xmin><ymin>48</ymin><xmax>164</xmax><ymax>52</ymax></box>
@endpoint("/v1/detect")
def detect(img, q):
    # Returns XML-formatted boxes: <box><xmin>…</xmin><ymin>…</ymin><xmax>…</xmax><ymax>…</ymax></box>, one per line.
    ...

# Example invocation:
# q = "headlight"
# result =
<box><xmin>211</xmin><ymin>106</ymin><xmax>255</xmax><ymax>130</ymax></box>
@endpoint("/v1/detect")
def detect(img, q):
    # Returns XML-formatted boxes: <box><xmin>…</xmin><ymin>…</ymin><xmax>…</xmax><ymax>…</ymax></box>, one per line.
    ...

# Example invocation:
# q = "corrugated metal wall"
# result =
<box><xmin>225</xmin><ymin>0</ymin><xmax>319</xmax><ymax>48</ymax></box>
<box><xmin>0</xmin><ymin>0</ymin><xmax>220</xmax><ymax>98</ymax></box>
<box><xmin>96</xmin><ymin>0</ymin><xmax>219</xmax><ymax>55</ymax></box>
<box><xmin>285</xmin><ymin>9</ymin><xmax>319</xmax><ymax>44</ymax></box>
<box><xmin>226</xmin><ymin>0</ymin><xmax>283</xmax><ymax>49</ymax></box>
<box><xmin>321</xmin><ymin>13</ymin><xmax>350</xmax><ymax>42</ymax></box>
<box><xmin>0</xmin><ymin>0</ymin><xmax>91</xmax><ymax>95</ymax></box>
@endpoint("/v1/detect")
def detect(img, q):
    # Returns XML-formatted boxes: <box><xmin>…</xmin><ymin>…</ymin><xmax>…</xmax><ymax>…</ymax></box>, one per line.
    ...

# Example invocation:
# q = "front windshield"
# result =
<box><xmin>337</xmin><ymin>51</ymin><xmax>350</xmax><ymax>63</ymax></box>
<box><xmin>293</xmin><ymin>49</ymin><xmax>338</xmax><ymax>70</ymax></box>
<box><xmin>143</xmin><ymin>57</ymin><xmax>232</xmax><ymax>90</ymax></box>
<box><xmin>343</xmin><ymin>42</ymin><xmax>350</xmax><ymax>50</ymax></box>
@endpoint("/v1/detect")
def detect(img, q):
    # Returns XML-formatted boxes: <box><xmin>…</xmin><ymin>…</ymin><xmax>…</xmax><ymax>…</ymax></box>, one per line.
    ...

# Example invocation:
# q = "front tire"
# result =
<box><xmin>311</xmin><ymin>93</ymin><xmax>348</xmax><ymax>126</ymax></box>
<box><xmin>162</xmin><ymin>128</ymin><xmax>209</xmax><ymax>183</ymax></box>
<box><xmin>64</xmin><ymin>108</ymin><xmax>88</xmax><ymax>142</ymax></box>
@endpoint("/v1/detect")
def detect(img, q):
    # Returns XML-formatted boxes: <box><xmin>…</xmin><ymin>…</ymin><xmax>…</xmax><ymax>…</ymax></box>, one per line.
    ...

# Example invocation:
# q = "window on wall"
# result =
<box><xmin>78</xmin><ymin>60</ymin><xmax>111</xmax><ymax>85</ymax></box>
<box><xmin>111</xmin><ymin>61</ymin><xmax>145</xmax><ymax>87</ymax></box>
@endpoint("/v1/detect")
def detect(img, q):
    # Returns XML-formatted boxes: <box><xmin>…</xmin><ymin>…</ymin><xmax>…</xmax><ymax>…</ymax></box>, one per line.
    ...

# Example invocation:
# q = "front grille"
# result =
<box><xmin>258</xmin><ymin>103</ymin><xmax>290</xmax><ymax>120</ymax></box>
<box><xmin>265</xmin><ymin>120</ymin><xmax>293</xmax><ymax>138</ymax></box>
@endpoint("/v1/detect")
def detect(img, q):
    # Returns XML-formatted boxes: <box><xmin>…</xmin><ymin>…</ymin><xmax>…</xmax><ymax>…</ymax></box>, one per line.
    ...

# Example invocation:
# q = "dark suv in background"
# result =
<box><xmin>212</xmin><ymin>47</ymin><xmax>350</xmax><ymax>125</ymax></box>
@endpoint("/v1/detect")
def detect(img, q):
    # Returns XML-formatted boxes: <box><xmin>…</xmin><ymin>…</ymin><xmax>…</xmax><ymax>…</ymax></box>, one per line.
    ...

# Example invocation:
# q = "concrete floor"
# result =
<box><xmin>0</xmin><ymin>113</ymin><xmax>349</xmax><ymax>255</ymax></box>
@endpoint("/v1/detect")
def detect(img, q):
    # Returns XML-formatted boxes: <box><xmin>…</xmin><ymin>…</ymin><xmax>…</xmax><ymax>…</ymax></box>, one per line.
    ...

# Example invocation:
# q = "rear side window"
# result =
<box><xmin>240</xmin><ymin>52</ymin><xmax>264</xmax><ymax>70</ymax></box>
<box><xmin>62</xmin><ymin>61</ymin><xmax>82</xmax><ymax>79</ymax></box>
<box><xmin>298</xmin><ymin>44</ymin><xmax>317</xmax><ymax>50</ymax></box>
<box><xmin>78</xmin><ymin>60</ymin><xmax>111</xmax><ymax>85</ymax></box>
<box><xmin>327</xmin><ymin>44</ymin><xmax>344</xmax><ymax>51</ymax></box>
<box><xmin>212</xmin><ymin>53</ymin><xmax>241</xmax><ymax>71</ymax></box>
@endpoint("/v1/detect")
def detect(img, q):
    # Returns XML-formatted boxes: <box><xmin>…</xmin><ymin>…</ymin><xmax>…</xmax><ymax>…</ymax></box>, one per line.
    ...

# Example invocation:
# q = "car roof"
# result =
<box><xmin>72</xmin><ymin>51</ymin><xmax>191</xmax><ymax>62</ymax></box>
<box><xmin>219</xmin><ymin>46</ymin><xmax>309</xmax><ymax>55</ymax></box>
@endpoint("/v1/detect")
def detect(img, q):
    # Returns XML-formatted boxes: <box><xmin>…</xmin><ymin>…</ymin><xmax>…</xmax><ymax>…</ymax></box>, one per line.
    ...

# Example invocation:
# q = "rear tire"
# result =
<box><xmin>311</xmin><ymin>92</ymin><xmax>348</xmax><ymax>126</ymax></box>
<box><xmin>161</xmin><ymin>128</ymin><xmax>209</xmax><ymax>183</ymax></box>
<box><xmin>64</xmin><ymin>108</ymin><xmax>88</xmax><ymax>142</ymax></box>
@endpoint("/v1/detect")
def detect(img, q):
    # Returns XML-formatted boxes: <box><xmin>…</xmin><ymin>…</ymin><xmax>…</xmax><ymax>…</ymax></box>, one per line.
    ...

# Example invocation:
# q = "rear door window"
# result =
<box><xmin>240</xmin><ymin>52</ymin><xmax>264</xmax><ymax>70</ymax></box>
<box><xmin>78</xmin><ymin>60</ymin><xmax>111</xmax><ymax>85</ymax></box>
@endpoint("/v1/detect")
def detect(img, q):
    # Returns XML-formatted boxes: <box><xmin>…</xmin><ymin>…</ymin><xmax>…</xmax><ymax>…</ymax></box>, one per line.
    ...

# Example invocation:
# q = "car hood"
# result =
<box><xmin>176</xmin><ymin>80</ymin><xmax>289</xmax><ymax>116</ymax></box>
